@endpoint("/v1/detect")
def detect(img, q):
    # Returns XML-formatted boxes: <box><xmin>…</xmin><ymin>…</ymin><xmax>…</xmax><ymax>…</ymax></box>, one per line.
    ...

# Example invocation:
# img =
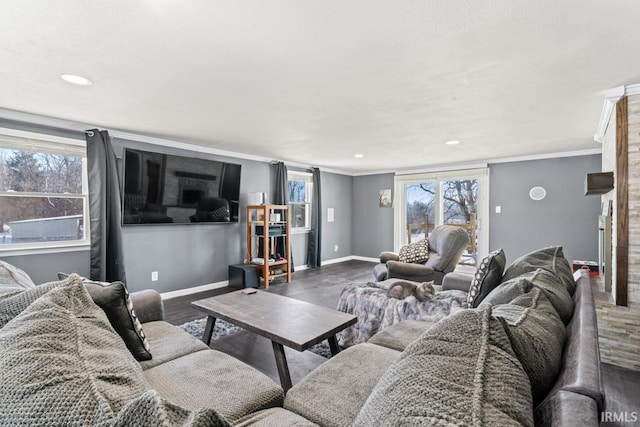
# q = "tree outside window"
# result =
<box><xmin>0</xmin><ymin>144</ymin><xmax>86</xmax><ymax>247</ymax></box>
<box><xmin>287</xmin><ymin>172</ymin><xmax>312</xmax><ymax>230</ymax></box>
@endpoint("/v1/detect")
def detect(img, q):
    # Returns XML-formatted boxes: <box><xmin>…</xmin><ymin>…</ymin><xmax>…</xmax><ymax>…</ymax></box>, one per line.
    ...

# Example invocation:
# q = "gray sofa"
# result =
<box><xmin>1</xmin><ymin>256</ymin><xmax>602</xmax><ymax>426</ymax></box>
<box><xmin>125</xmin><ymin>269</ymin><xmax>602</xmax><ymax>426</ymax></box>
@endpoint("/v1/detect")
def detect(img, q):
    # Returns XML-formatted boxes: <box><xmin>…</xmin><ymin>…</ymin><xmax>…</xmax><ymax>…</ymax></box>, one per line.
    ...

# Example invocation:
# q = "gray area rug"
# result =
<box><xmin>178</xmin><ymin>317</ymin><xmax>333</xmax><ymax>358</ymax></box>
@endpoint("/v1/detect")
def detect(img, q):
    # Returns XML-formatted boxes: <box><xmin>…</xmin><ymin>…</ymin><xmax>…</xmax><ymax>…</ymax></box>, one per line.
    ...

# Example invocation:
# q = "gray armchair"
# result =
<box><xmin>373</xmin><ymin>225</ymin><xmax>470</xmax><ymax>285</ymax></box>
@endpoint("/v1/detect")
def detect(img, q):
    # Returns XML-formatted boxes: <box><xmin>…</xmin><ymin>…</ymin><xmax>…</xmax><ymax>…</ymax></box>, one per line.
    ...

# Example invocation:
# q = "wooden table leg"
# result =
<box><xmin>271</xmin><ymin>341</ymin><xmax>292</xmax><ymax>392</ymax></box>
<box><xmin>328</xmin><ymin>335</ymin><xmax>341</xmax><ymax>356</ymax></box>
<box><xmin>202</xmin><ymin>316</ymin><xmax>217</xmax><ymax>346</ymax></box>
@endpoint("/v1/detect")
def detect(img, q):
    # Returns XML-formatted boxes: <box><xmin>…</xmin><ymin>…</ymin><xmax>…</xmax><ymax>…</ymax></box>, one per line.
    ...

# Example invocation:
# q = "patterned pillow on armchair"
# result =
<box><xmin>398</xmin><ymin>239</ymin><xmax>429</xmax><ymax>264</ymax></box>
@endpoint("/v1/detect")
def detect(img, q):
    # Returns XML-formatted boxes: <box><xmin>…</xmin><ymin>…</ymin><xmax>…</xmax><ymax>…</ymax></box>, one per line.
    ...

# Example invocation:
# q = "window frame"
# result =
<box><xmin>393</xmin><ymin>167</ymin><xmax>490</xmax><ymax>261</ymax></box>
<box><xmin>287</xmin><ymin>171</ymin><xmax>313</xmax><ymax>233</ymax></box>
<box><xmin>0</xmin><ymin>128</ymin><xmax>90</xmax><ymax>255</ymax></box>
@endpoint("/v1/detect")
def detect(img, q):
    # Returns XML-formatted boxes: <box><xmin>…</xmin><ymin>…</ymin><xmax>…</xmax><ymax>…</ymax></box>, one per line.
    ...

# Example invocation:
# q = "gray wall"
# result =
<box><xmin>111</xmin><ymin>137</ymin><xmax>270</xmax><ymax>293</ymax></box>
<box><xmin>351</xmin><ymin>173</ymin><xmax>395</xmax><ymax>258</ymax></box>
<box><xmin>1</xmin><ymin>250</ymin><xmax>90</xmax><ymax>285</ymax></box>
<box><xmin>321</xmin><ymin>171</ymin><xmax>353</xmax><ymax>261</ymax></box>
<box><xmin>0</xmin><ymin>117</ymin><xmax>354</xmax><ymax>291</ymax></box>
<box><xmin>0</xmin><ymin>116</ymin><xmax>601</xmax><ymax>289</ymax></box>
<box><xmin>489</xmin><ymin>154</ymin><xmax>601</xmax><ymax>264</ymax></box>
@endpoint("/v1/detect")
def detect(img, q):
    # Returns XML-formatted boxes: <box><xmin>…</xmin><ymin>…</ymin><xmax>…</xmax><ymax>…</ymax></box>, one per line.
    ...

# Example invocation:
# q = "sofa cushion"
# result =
<box><xmin>138</xmin><ymin>320</ymin><xmax>209</xmax><ymax>370</ymax></box>
<box><xmin>525</xmin><ymin>269</ymin><xmax>574</xmax><ymax>324</ymax></box>
<box><xmin>398</xmin><ymin>239</ymin><xmax>429</xmax><ymax>264</ymax></box>
<box><xmin>0</xmin><ymin>260</ymin><xmax>35</xmax><ymax>289</ymax></box>
<box><xmin>467</xmin><ymin>248</ymin><xmax>506</xmax><ymax>307</ymax></box>
<box><xmin>367</xmin><ymin>319</ymin><xmax>435</xmax><ymax>351</ymax></box>
<box><xmin>480</xmin><ymin>275</ymin><xmax>534</xmax><ymax>307</ymax></box>
<box><xmin>284</xmin><ymin>343</ymin><xmax>400</xmax><ymax>427</ymax></box>
<box><xmin>354</xmin><ymin>305</ymin><xmax>534</xmax><ymax>427</ymax></box>
<box><xmin>501</xmin><ymin>246</ymin><xmax>576</xmax><ymax>295</ymax></box>
<box><xmin>491</xmin><ymin>288</ymin><xmax>566</xmax><ymax>406</ymax></box>
<box><xmin>58</xmin><ymin>272</ymin><xmax>152</xmax><ymax>361</ymax></box>
<box><xmin>233</xmin><ymin>408</ymin><xmax>319</xmax><ymax>426</ymax></box>
<box><xmin>482</xmin><ymin>268</ymin><xmax>573</xmax><ymax>324</ymax></box>
<box><xmin>0</xmin><ymin>276</ymin><xmax>71</xmax><ymax>328</ymax></box>
<box><xmin>112</xmin><ymin>389</ymin><xmax>230</xmax><ymax>427</ymax></box>
<box><xmin>143</xmin><ymin>349</ymin><xmax>284</xmax><ymax>422</ymax></box>
<box><xmin>0</xmin><ymin>276</ymin><xmax>150</xmax><ymax>425</ymax></box>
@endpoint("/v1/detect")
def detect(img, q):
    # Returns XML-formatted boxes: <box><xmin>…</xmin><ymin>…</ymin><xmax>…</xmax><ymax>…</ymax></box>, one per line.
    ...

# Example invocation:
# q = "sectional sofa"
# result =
<box><xmin>0</xmin><ymin>247</ymin><xmax>603</xmax><ymax>426</ymax></box>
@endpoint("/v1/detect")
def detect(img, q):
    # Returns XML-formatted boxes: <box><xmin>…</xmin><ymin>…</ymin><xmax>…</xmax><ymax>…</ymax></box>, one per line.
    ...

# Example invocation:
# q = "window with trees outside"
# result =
<box><xmin>0</xmin><ymin>131</ymin><xmax>88</xmax><ymax>251</ymax></box>
<box><xmin>287</xmin><ymin>171</ymin><xmax>312</xmax><ymax>231</ymax></box>
<box><xmin>394</xmin><ymin>168</ymin><xmax>489</xmax><ymax>266</ymax></box>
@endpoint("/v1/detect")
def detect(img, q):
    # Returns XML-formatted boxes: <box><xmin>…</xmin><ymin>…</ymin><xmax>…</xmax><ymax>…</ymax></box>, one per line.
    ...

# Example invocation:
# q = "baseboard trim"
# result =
<box><xmin>161</xmin><ymin>280</ymin><xmax>229</xmax><ymax>300</ymax></box>
<box><xmin>349</xmin><ymin>255</ymin><xmax>379</xmax><ymax>263</ymax></box>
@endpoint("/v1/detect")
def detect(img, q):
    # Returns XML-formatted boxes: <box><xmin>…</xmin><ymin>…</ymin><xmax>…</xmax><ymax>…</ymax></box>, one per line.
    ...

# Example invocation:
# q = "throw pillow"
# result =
<box><xmin>354</xmin><ymin>305</ymin><xmax>534</xmax><ymax>427</ymax></box>
<box><xmin>207</xmin><ymin>206</ymin><xmax>230</xmax><ymax>222</ymax></box>
<box><xmin>58</xmin><ymin>272</ymin><xmax>152</xmax><ymax>361</ymax></box>
<box><xmin>397</xmin><ymin>239</ymin><xmax>429</xmax><ymax>264</ymax></box>
<box><xmin>0</xmin><ymin>276</ymin><xmax>70</xmax><ymax>328</ymax></box>
<box><xmin>0</xmin><ymin>277</ymin><xmax>150</xmax><ymax>425</ymax></box>
<box><xmin>467</xmin><ymin>248</ymin><xmax>507</xmax><ymax>308</ymax></box>
<box><xmin>113</xmin><ymin>390</ymin><xmax>230</xmax><ymax>427</ymax></box>
<box><xmin>491</xmin><ymin>288</ymin><xmax>566</xmax><ymax>406</ymax></box>
<box><xmin>0</xmin><ymin>260</ymin><xmax>35</xmax><ymax>289</ymax></box>
<box><xmin>501</xmin><ymin>246</ymin><xmax>576</xmax><ymax>295</ymax></box>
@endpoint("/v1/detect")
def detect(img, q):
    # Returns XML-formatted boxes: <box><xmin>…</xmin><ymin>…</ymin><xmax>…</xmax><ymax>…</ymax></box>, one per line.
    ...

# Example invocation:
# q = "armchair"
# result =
<box><xmin>373</xmin><ymin>225</ymin><xmax>470</xmax><ymax>285</ymax></box>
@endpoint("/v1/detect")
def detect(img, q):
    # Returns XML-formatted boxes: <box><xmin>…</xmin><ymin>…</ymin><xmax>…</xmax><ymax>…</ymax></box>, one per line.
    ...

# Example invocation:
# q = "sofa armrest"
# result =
<box><xmin>442</xmin><ymin>272</ymin><xmax>474</xmax><ymax>292</ymax></box>
<box><xmin>379</xmin><ymin>251</ymin><xmax>399</xmax><ymax>263</ymax></box>
<box><xmin>130</xmin><ymin>289</ymin><xmax>164</xmax><ymax>323</ymax></box>
<box><xmin>386</xmin><ymin>261</ymin><xmax>435</xmax><ymax>283</ymax></box>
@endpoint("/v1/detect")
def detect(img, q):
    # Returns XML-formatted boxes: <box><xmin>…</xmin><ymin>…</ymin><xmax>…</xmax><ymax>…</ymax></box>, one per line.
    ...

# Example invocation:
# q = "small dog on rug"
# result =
<box><xmin>387</xmin><ymin>280</ymin><xmax>435</xmax><ymax>302</ymax></box>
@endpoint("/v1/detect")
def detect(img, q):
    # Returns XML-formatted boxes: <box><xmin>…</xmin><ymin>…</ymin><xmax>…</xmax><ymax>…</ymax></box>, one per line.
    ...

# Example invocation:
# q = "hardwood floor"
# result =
<box><xmin>163</xmin><ymin>260</ymin><xmax>376</xmax><ymax>385</ymax></box>
<box><xmin>163</xmin><ymin>260</ymin><xmax>640</xmax><ymax>417</ymax></box>
<box><xmin>163</xmin><ymin>259</ymin><xmax>375</xmax><ymax>326</ymax></box>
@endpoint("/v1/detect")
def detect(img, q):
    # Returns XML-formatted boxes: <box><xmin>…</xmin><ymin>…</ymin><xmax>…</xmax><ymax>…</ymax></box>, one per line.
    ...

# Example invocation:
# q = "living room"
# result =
<box><xmin>2</xmin><ymin>1</ymin><xmax>640</xmax><ymax>426</ymax></box>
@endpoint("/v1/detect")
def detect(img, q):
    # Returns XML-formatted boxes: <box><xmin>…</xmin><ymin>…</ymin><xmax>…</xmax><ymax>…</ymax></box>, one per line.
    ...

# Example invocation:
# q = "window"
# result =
<box><xmin>0</xmin><ymin>129</ymin><xmax>89</xmax><ymax>252</ymax></box>
<box><xmin>287</xmin><ymin>171</ymin><xmax>313</xmax><ymax>231</ymax></box>
<box><xmin>394</xmin><ymin>168</ymin><xmax>489</xmax><ymax>265</ymax></box>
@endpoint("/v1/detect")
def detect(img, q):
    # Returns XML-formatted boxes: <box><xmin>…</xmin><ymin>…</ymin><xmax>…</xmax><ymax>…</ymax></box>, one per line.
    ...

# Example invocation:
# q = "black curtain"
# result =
<box><xmin>306</xmin><ymin>168</ymin><xmax>322</xmax><ymax>268</ymax></box>
<box><xmin>85</xmin><ymin>129</ymin><xmax>127</xmax><ymax>283</ymax></box>
<box><xmin>272</xmin><ymin>162</ymin><xmax>293</xmax><ymax>272</ymax></box>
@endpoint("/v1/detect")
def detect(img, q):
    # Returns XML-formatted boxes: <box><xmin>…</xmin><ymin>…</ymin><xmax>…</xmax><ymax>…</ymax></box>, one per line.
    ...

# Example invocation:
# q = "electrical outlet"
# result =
<box><xmin>151</xmin><ymin>271</ymin><xmax>159</xmax><ymax>281</ymax></box>
<box><xmin>334</xmin><ymin>245</ymin><xmax>339</xmax><ymax>252</ymax></box>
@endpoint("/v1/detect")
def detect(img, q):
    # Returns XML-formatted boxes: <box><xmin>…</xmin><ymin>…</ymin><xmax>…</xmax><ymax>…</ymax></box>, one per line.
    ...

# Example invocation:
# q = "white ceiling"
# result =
<box><xmin>1</xmin><ymin>1</ymin><xmax>639</xmax><ymax>174</ymax></box>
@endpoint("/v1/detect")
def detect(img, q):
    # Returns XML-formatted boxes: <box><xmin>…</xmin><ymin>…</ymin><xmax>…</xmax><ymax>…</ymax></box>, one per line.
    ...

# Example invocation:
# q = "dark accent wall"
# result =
<box><xmin>351</xmin><ymin>173</ymin><xmax>394</xmax><ymax>258</ymax></box>
<box><xmin>489</xmin><ymin>154</ymin><xmax>601</xmax><ymax>264</ymax></box>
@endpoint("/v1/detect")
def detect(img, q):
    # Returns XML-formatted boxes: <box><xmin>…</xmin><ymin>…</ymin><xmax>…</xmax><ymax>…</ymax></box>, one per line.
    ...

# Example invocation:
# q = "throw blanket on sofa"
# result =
<box><xmin>337</xmin><ymin>283</ymin><xmax>468</xmax><ymax>347</ymax></box>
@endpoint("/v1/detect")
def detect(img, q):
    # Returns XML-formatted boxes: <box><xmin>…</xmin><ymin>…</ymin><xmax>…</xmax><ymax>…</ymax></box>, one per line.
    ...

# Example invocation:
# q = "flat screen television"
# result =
<box><xmin>121</xmin><ymin>148</ymin><xmax>241</xmax><ymax>225</ymax></box>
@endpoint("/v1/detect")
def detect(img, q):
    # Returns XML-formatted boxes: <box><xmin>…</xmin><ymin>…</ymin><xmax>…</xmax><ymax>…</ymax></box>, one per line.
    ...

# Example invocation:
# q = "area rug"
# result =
<box><xmin>178</xmin><ymin>317</ymin><xmax>333</xmax><ymax>358</ymax></box>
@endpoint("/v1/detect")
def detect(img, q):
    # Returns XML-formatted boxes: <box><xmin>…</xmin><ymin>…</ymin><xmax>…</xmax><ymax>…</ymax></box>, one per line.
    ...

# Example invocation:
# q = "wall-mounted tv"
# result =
<box><xmin>121</xmin><ymin>148</ymin><xmax>241</xmax><ymax>225</ymax></box>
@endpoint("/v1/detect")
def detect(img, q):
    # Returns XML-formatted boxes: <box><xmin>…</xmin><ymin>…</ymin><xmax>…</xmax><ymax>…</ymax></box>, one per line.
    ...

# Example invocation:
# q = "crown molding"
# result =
<box><xmin>594</xmin><ymin>83</ymin><xmax>640</xmax><ymax>143</ymax></box>
<box><xmin>0</xmin><ymin>107</ymin><xmax>352</xmax><ymax>175</ymax></box>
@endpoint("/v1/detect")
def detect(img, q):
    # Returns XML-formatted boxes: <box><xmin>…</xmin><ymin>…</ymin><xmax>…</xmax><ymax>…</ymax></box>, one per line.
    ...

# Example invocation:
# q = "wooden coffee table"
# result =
<box><xmin>191</xmin><ymin>290</ymin><xmax>357</xmax><ymax>391</ymax></box>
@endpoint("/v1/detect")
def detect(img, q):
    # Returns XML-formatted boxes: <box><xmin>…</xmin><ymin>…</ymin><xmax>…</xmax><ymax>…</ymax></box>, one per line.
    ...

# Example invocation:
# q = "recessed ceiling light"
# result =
<box><xmin>444</xmin><ymin>140</ymin><xmax>461</xmax><ymax>145</ymax></box>
<box><xmin>60</xmin><ymin>74</ymin><xmax>92</xmax><ymax>86</ymax></box>
<box><xmin>354</xmin><ymin>153</ymin><xmax>364</xmax><ymax>158</ymax></box>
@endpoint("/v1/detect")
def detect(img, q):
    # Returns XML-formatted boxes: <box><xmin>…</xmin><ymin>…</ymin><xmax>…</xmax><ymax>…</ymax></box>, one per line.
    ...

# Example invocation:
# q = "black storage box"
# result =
<box><xmin>228</xmin><ymin>264</ymin><xmax>260</xmax><ymax>289</ymax></box>
<box><xmin>255</xmin><ymin>224</ymin><xmax>284</xmax><ymax>236</ymax></box>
